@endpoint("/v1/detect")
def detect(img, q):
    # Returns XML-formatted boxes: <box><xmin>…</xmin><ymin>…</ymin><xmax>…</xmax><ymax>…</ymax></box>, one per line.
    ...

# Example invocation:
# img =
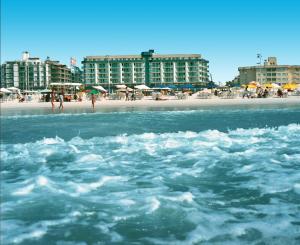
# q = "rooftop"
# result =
<box><xmin>84</xmin><ymin>54</ymin><xmax>202</xmax><ymax>60</ymax></box>
<box><xmin>239</xmin><ymin>65</ymin><xmax>300</xmax><ymax>70</ymax></box>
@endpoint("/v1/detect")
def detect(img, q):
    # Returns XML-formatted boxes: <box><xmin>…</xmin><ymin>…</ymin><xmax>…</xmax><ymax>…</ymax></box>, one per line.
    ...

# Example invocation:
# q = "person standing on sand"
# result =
<box><xmin>125</xmin><ymin>88</ymin><xmax>129</xmax><ymax>101</ymax></box>
<box><xmin>91</xmin><ymin>93</ymin><xmax>96</xmax><ymax>109</ymax></box>
<box><xmin>51</xmin><ymin>89</ymin><xmax>55</xmax><ymax>109</ymax></box>
<box><xmin>59</xmin><ymin>88</ymin><xmax>64</xmax><ymax>110</ymax></box>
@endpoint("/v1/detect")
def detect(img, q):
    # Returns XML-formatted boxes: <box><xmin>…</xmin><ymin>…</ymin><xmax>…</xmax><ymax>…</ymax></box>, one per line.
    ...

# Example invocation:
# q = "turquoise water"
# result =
<box><xmin>1</xmin><ymin>105</ymin><xmax>300</xmax><ymax>244</ymax></box>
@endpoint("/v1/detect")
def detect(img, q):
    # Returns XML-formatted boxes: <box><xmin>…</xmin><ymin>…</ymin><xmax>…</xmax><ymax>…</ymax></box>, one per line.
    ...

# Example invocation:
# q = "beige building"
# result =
<box><xmin>239</xmin><ymin>57</ymin><xmax>300</xmax><ymax>85</ymax></box>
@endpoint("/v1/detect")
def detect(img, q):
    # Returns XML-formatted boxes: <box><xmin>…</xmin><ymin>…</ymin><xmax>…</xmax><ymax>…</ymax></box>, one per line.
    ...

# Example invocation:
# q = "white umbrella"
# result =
<box><xmin>0</xmin><ymin>88</ymin><xmax>12</xmax><ymax>93</ymax></box>
<box><xmin>271</xmin><ymin>83</ymin><xmax>280</xmax><ymax>88</ymax></box>
<box><xmin>7</xmin><ymin>87</ymin><xmax>20</xmax><ymax>92</ymax></box>
<box><xmin>93</xmin><ymin>86</ymin><xmax>107</xmax><ymax>92</ymax></box>
<box><xmin>23</xmin><ymin>90</ymin><xmax>39</xmax><ymax>93</ymax></box>
<box><xmin>134</xmin><ymin>84</ymin><xmax>151</xmax><ymax>90</ymax></box>
<box><xmin>115</xmin><ymin>84</ymin><xmax>127</xmax><ymax>89</ymax></box>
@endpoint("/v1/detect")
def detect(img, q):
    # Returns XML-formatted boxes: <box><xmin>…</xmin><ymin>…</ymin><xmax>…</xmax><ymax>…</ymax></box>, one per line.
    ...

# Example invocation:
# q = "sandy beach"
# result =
<box><xmin>1</xmin><ymin>96</ymin><xmax>299</xmax><ymax>112</ymax></box>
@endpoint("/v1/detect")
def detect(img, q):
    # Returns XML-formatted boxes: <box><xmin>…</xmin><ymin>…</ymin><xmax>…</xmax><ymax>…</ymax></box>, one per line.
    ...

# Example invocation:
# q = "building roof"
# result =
<box><xmin>84</xmin><ymin>54</ymin><xmax>202</xmax><ymax>60</ymax></box>
<box><xmin>239</xmin><ymin>65</ymin><xmax>300</xmax><ymax>70</ymax></box>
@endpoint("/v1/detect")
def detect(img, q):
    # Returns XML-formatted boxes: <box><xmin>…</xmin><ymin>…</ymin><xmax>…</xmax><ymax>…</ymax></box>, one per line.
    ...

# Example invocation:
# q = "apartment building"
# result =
<box><xmin>1</xmin><ymin>52</ymin><xmax>82</xmax><ymax>90</ymax></box>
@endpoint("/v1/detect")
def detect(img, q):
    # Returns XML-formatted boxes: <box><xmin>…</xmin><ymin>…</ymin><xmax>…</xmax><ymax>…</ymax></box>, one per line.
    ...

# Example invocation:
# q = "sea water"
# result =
<box><xmin>1</xmin><ymin>105</ymin><xmax>300</xmax><ymax>244</ymax></box>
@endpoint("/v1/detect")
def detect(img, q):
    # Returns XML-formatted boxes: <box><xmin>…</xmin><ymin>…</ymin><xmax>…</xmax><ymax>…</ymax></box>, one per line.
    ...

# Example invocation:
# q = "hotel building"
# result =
<box><xmin>1</xmin><ymin>52</ymin><xmax>82</xmax><ymax>90</ymax></box>
<box><xmin>82</xmin><ymin>50</ymin><xmax>209</xmax><ymax>88</ymax></box>
<box><xmin>239</xmin><ymin>57</ymin><xmax>300</xmax><ymax>85</ymax></box>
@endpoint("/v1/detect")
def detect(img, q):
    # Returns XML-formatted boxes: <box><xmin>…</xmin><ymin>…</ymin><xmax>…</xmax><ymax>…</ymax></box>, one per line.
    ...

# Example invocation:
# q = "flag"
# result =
<box><xmin>70</xmin><ymin>57</ymin><xmax>77</xmax><ymax>66</ymax></box>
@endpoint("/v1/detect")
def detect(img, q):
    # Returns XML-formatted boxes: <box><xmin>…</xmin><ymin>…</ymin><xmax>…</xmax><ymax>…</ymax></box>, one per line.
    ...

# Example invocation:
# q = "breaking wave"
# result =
<box><xmin>1</xmin><ymin>124</ymin><xmax>300</xmax><ymax>244</ymax></box>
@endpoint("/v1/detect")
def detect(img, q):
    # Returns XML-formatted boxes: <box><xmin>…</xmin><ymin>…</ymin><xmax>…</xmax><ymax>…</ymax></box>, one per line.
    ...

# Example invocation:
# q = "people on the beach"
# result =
<box><xmin>125</xmin><ymin>88</ymin><xmax>129</xmax><ymax>101</ymax></box>
<box><xmin>91</xmin><ymin>93</ymin><xmax>96</xmax><ymax>109</ymax></box>
<box><xmin>243</xmin><ymin>85</ymin><xmax>250</xmax><ymax>98</ymax></box>
<box><xmin>59</xmin><ymin>88</ymin><xmax>64</xmax><ymax>110</ymax></box>
<box><xmin>51</xmin><ymin>89</ymin><xmax>55</xmax><ymax>109</ymax></box>
<box><xmin>277</xmin><ymin>88</ymin><xmax>283</xmax><ymax>98</ymax></box>
<box><xmin>263</xmin><ymin>89</ymin><xmax>269</xmax><ymax>98</ymax></box>
<box><xmin>131</xmin><ymin>89</ymin><xmax>136</xmax><ymax>101</ymax></box>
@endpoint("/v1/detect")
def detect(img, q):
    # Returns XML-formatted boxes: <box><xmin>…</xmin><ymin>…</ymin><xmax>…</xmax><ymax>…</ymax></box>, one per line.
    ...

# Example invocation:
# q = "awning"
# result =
<box><xmin>177</xmin><ymin>84</ymin><xmax>194</xmax><ymax>89</ymax></box>
<box><xmin>152</xmin><ymin>87</ymin><xmax>171</xmax><ymax>90</ymax></box>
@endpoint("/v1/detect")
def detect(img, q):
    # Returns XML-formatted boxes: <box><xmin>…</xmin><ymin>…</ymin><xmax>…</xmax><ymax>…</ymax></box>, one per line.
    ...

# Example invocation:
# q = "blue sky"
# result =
<box><xmin>1</xmin><ymin>0</ymin><xmax>300</xmax><ymax>83</ymax></box>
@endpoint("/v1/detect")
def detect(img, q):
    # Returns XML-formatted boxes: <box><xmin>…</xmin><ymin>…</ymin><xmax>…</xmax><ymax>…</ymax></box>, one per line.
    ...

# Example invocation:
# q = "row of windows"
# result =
<box><xmin>85</xmin><ymin>62</ymin><xmax>207</xmax><ymax>68</ymax></box>
<box><xmin>257</xmin><ymin>73</ymin><xmax>288</xmax><ymax>76</ymax></box>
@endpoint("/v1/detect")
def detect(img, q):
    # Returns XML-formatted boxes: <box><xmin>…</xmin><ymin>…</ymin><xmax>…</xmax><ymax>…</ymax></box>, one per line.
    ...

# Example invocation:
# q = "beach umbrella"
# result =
<box><xmin>7</xmin><ymin>87</ymin><xmax>20</xmax><ymax>92</ymax></box>
<box><xmin>93</xmin><ymin>85</ymin><xmax>107</xmax><ymax>92</ymax></box>
<box><xmin>282</xmin><ymin>83</ymin><xmax>297</xmax><ymax>90</ymax></box>
<box><xmin>272</xmin><ymin>83</ymin><xmax>280</xmax><ymax>88</ymax></box>
<box><xmin>247</xmin><ymin>84</ymin><xmax>257</xmax><ymax>89</ymax></box>
<box><xmin>88</xmin><ymin>89</ymin><xmax>99</xmax><ymax>95</ymax></box>
<box><xmin>264</xmin><ymin>83</ymin><xmax>273</xmax><ymax>88</ymax></box>
<box><xmin>115</xmin><ymin>84</ymin><xmax>127</xmax><ymax>89</ymax></box>
<box><xmin>134</xmin><ymin>84</ymin><xmax>151</xmax><ymax>90</ymax></box>
<box><xmin>0</xmin><ymin>88</ymin><xmax>12</xmax><ymax>93</ymax></box>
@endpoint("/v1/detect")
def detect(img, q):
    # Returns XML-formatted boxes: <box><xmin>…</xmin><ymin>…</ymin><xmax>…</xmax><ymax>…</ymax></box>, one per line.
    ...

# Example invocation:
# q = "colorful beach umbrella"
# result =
<box><xmin>88</xmin><ymin>90</ymin><xmax>99</xmax><ymax>95</ymax></box>
<box><xmin>264</xmin><ymin>83</ymin><xmax>273</xmax><ymax>88</ymax></box>
<box><xmin>282</xmin><ymin>83</ymin><xmax>297</xmax><ymax>90</ymax></box>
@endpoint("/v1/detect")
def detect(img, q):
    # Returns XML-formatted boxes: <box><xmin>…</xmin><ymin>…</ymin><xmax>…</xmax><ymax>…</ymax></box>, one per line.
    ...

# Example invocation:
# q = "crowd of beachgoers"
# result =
<box><xmin>1</xmin><ymin>82</ymin><xmax>300</xmax><ymax>110</ymax></box>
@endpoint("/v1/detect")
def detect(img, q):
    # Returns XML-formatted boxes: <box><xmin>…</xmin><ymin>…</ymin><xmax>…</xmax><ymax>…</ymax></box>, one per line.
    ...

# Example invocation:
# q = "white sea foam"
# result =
<box><xmin>77</xmin><ymin>154</ymin><xmax>103</xmax><ymax>163</ymax></box>
<box><xmin>119</xmin><ymin>199</ymin><xmax>136</xmax><ymax>206</ymax></box>
<box><xmin>148</xmin><ymin>197</ymin><xmax>160</xmax><ymax>213</ymax></box>
<box><xmin>12</xmin><ymin>228</ymin><xmax>47</xmax><ymax>244</ymax></box>
<box><xmin>36</xmin><ymin>176</ymin><xmax>48</xmax><ymax>186</ymax></box>
<box><xmin>2</xmin><ymin>123</ymin><xmax>300</xmax><ymax>243</ymax></box>
<box><xmin>41</xmin><ymin>137</ymin><xmax>64</xmax><ymax>145</ymax></box>
<box><xmin>72</xmin><ymin>176</ymin><xmax>124</xmax><ymax>194</ymax></box>
<box><xmin>12</xmin><ymin>184</ymin><xmax>35</xmax><ymax>196</ymax></box>
<box><xmin>163</xmin><ymin>192</ymin><xmax>194</xmax><ymax>203</ymax></box>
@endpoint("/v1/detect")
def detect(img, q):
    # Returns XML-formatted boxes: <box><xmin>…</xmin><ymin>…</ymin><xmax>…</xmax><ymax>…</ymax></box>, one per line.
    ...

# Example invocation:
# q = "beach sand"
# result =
<box><xmin>1</xmin><ymin>96</ymin><xmax>300</xmax><ymax>112</ymax></box>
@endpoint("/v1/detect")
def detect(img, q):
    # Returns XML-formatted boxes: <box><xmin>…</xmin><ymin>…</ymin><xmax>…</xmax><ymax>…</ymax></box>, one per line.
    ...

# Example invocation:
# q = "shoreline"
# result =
<box><xmin>1</xmin><ymin>97</ymin><xmax>299</xmax><ymax>113</ymax></box>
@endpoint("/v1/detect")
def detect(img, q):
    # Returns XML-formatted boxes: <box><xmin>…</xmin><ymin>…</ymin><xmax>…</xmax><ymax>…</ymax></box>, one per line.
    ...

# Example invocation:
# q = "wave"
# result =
<box><xmin>1</xmin><ymin>106</ymin><xmax>299</xmax><ymax>120</ymax></box>
<box><xmin>1</xmin><ymin>124</ymin><xmax>300</xmax><ymax>244</ymax></box>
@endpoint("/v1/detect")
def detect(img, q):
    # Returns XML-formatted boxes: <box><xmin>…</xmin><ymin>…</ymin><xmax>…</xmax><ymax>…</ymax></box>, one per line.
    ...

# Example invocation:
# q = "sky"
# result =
<box><xmin>1</xmin><ymin>0</ymin><xmax>300</xmax><ymax>83</ymax></box>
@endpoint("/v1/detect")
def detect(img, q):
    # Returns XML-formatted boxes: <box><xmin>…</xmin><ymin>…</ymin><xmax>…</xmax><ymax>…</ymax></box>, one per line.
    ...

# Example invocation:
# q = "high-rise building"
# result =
<box><xmin>238</xmin><ymin>57</ymin><xmax>300</xmax><ymax>85</ymax></box>
<box><xmin>1</xmin><ymin>52</ymin><xmax>82</xmax><ymax>89</ymax></box>
<box><xmin>82</xmin><ymin>50</ymin><xmax>209</xmax><ymax>88</ymax></box>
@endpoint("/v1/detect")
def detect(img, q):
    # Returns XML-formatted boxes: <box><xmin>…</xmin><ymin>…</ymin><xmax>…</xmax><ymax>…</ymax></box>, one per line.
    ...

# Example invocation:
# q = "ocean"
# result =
<box><xmin>1</xmin><ymin>104</ymin><xmax>300</xmax><ymax>244</ymax></box>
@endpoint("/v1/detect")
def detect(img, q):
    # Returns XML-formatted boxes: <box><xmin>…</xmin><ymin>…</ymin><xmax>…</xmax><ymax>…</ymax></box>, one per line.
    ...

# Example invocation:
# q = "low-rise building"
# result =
<box><xmin>239</xmin><ymin>57</ymin><xmax>300</xmax><ymax>85</ymax></box>
<box><xmin>82</xmin><ymin>50</ymin><xmax>209</xmax><ymax>88</ymax></box>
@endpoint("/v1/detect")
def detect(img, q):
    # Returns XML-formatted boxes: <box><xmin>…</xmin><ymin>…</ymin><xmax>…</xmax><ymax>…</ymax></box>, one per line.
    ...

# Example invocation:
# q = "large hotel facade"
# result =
<box><xmin>82</xmin><ymin>50</ymin><xmax>209</xmax><ymax>88</ymax></box>
<box><xmin>239</xmin><ymin>57</ymin><xmax>300</xmax><ymax>85</ymax></box>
